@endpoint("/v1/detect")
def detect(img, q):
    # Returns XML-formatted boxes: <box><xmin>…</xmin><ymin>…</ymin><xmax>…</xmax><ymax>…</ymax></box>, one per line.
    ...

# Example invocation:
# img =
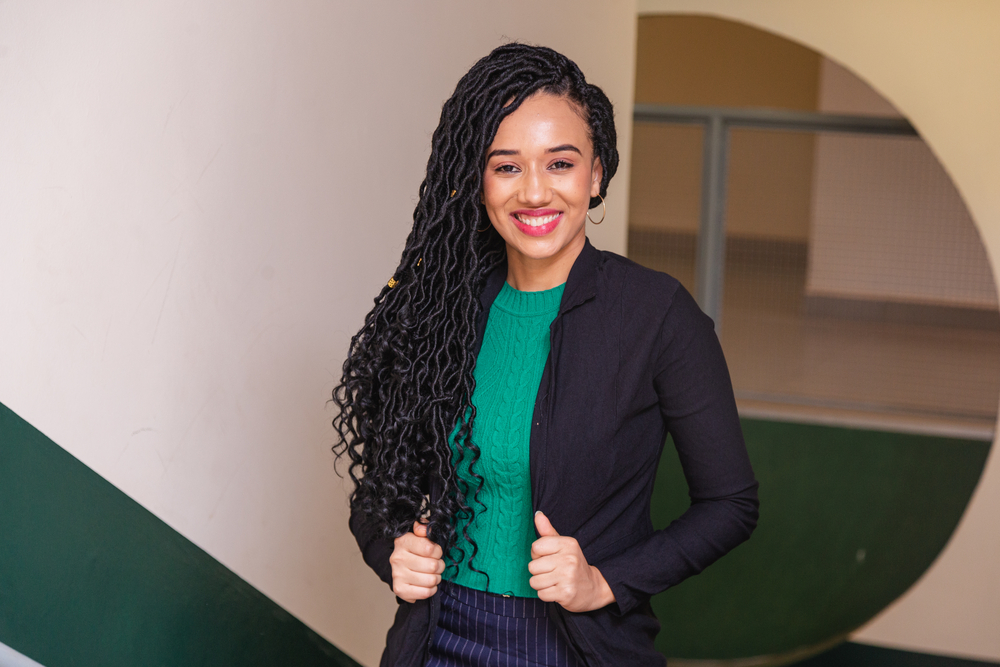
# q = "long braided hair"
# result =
<box><xmin>332</xmin><ymin>43</ymin><xmax>619</xmax><ymax>573</ymax></box>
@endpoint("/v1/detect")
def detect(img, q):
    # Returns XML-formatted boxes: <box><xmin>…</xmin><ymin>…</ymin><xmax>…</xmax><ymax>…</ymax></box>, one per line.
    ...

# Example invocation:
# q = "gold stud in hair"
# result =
<box><xmin>450</xmin><ymin>190</ymin><xmax>457</xmax><ymax>197</ymax></box>
<box><xmin>417</xmin><ymin>258</ymin><xmax>423</xmax><ymax>266</ymax></box>
<box><xmin>387</xmin><ymin>277</ymin><xmax>398</xmax><ymax>288</ymax></box>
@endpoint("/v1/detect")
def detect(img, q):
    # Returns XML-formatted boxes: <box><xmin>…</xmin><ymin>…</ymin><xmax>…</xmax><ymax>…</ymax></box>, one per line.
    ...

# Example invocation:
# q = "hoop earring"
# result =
<box><xmin>587</xmin><ymin>195</ymin><xmax>606</xmax><ymax>225</ymax></box>
<box><xmin>477</xmin><ymin>224</ymin><xmax>491</xmax><ymax>233</ymax></box>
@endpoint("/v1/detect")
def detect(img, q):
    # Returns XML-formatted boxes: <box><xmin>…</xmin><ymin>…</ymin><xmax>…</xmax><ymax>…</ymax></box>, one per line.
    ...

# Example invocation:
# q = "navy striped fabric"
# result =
<box><xmin>425</xmin><ymin>582</ymin><xmax>585</xmax><ymax>667</ymax></box>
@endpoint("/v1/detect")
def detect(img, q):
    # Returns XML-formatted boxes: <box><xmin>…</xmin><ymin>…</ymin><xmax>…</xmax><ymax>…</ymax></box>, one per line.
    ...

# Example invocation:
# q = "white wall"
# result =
<box><xmin>639</xmin><ymin>1</ymin><xmax>1000</xmax><ymax>662</ymax></box>
<box><xmin>0</xmin><ymin>2</ymin><xmax>636</xmax><ymax>665</ymax></box>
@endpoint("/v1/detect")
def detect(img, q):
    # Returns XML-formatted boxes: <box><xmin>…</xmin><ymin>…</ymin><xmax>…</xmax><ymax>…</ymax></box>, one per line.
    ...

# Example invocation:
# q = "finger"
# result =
<box><xmin>410</xmin><ymin>539</ymin><xmax>443</xmax><ymax>561</ymax></box>
<box><xmin>413</xmin><ymin>520</ymin><xmax>428</xmax><ymax>538</ymax></box>
<box><xmin>529</xmin><ymin>572</ymin><xmax>562</xmax><ymax>592</ymax></box>
<box><xmin>399</xmin><ymin>570</ymin><xmax>442</xmax><ymax>589</ymax></box>
<box><xmin>534</xmin><ymin>511</ymin><xmax>560</xmax><ymax>537</ymax></box>
<box><xmin>530</xmin><ymin>536</ymin><xmax>564</xmax><ymax>559</ymax></box>
<box><xmin>537</xmin><ymin>590</ymin><xmax>557</xmax><ymax>605</ymax></box>
<box><xmin>395</xmin><ymin>552</ymin><xmax>445</xmax><ymax>575</ymax></box>
<box><xmin>419</xmin><ymin>541</ymin><xmax>444</xmax><ymax>561</ymax></box>
<box><xmin>528</xmin><ymin>556</ymin><xmax>557</xmax><ymax>576</ymax></box>
<box><xmin>397</xmin><ymin>533</ymin><xmax>443</xmax><ymax>560</ymax></box>
<box><xmin>395</xmin><ymin>582</ymin><xmax>438</xmax><ymax>602</ymax></box>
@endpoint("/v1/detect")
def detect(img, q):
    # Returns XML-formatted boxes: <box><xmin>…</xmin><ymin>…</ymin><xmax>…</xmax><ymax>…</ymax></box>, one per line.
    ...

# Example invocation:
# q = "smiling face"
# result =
<box><xmin>481</xmin><ymin>92</ymin><xmax>602</xmax><ymax>291</ymax></box>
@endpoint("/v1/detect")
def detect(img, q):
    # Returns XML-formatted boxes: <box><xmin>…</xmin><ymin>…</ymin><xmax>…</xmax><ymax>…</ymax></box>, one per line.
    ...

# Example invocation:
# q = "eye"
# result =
<box><xmin>494</xmin><ymin>164</ymin><xmax>519</xmax><ymax>174</ymax></box>
<box><xmin>550</xmin><ymin>160</ymin><xmax>574</xmax><ymax>170</ymax></box>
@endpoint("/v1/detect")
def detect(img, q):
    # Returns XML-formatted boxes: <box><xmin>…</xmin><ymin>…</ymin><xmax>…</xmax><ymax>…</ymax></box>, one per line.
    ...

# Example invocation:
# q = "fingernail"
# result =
<box><xmin>534</xmin><ymin>510</ymin><xmax>541</xmax><ymax>515</ymax></box>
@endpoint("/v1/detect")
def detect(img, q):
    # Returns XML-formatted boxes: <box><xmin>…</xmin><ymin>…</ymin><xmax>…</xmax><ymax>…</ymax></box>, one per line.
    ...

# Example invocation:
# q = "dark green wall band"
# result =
<box><xmin>0</xmin><ymin>402</ymin><xmax>359</xmax><ymax>667</ymax></box>
<box><xmin>651</xmin><ymin>418</ymin><xmax>991</xmax><ymax>663</ymax></box>
<box><xmin>0</xmin><ymin>403</ymin><xmax>992</xmax><ymax>666</ymax></box>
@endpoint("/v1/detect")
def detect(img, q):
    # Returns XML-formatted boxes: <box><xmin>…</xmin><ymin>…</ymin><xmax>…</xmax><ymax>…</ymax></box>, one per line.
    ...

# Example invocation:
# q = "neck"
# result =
<box><xmin>505</xmin><ymin>235</ymin><xmax>585</xmax><ymax>292</ymax></box>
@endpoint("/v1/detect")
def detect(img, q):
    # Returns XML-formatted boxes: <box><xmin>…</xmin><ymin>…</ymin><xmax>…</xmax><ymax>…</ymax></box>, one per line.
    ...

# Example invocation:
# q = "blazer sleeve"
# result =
<box><xmin>348</xmin><ymin>498</ymin><xmax>396</xmax><ymax>589</ymax></box>
<box><xmin>596</xmin><ymin>284</ymin><xmax>759</xmax><ymax>615</ymax></box>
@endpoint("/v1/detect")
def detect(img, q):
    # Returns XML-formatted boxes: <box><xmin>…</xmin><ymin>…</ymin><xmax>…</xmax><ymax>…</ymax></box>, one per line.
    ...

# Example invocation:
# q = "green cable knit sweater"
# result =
<box><xmin>449</xmin><ymin>280</ymin><xmax>565</xmax><ymax>597</ymax></box>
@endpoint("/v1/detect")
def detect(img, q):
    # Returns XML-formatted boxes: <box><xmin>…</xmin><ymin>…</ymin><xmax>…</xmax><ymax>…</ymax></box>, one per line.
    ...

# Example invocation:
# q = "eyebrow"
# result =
<box><xmin>548</xmin><ymin>144</ymin><xmax>583</xmax><ymax>155</ymax></box>
<box><xmin>486</xmin><ymin>144</ymin><xmax>583</xmax><ymax>160</ymax></box>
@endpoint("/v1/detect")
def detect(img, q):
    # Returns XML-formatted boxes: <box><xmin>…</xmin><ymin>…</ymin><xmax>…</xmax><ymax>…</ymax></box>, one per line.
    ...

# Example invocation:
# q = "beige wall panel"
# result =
<box><xmin>636</xmin><ymin>15</ymin><xmax>819</xmax><ymax>109</ymax></box>
<box><xmin>631</xmin><ymin>15</ymin><xmax>817</xmax><ymax>241</ymax></box>
<box><xmin>819</xmin><ymin>57</ymin><xmax>902</xmax><ymax>117</ymax></box>
<box><xmin>628</xmin><ymin>124</ymin><xmax>703</xmax><ymax>234</ymax></box>
<box><xmin>639</xmin><ymin>1</ymin><xmax>1000</xmax><ymax>662</ymax></box>
<box><xmin>727</xmin><ymin>129</ymin><xmax>814</xmax><ymax>241</ymax></box>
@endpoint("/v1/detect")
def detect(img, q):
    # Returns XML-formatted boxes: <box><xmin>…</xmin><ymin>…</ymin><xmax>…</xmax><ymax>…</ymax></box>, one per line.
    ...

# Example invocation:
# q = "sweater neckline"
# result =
<box><xmin>492</xmin><ymin>281</ymin><xmax>565</xmax><ymax>317</ymax></box>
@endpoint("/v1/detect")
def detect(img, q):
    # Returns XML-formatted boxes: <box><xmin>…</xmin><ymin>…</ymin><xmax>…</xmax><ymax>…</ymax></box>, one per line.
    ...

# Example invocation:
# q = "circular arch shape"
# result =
<box><xmin>634</xmin><ymin>3</ymin><xmax>1000</xmax><ymax>664</ymax></box>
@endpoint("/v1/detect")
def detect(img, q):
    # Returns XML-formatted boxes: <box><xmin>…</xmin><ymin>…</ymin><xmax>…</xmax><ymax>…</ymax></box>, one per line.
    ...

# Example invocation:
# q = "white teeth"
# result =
<box><xmin>516</xmin><ymin>213</ymin><xmax>559</xmax><ymax>227</ymax></box>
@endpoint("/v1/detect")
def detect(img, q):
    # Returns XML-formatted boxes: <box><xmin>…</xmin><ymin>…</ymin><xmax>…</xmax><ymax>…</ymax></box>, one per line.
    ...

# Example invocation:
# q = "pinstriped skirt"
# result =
<box><xmin>425</xmin><ymin>581</ymin><xmax>585</xmax><ymax>667</ymax></box>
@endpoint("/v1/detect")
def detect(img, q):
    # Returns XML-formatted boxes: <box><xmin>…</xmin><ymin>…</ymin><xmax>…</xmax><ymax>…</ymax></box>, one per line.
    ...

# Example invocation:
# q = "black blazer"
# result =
<box><xmin>349</xmin><ymin>239</ymin><xmax>759</xmax><ymax>666</ymax></box>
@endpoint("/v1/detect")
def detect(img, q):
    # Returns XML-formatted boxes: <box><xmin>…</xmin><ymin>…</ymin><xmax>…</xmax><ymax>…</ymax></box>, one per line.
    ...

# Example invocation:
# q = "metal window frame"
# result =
<box><xmin>632</xmin><ymin>103</ymin><xmax>919</xmax><ymax>331</ymax></box>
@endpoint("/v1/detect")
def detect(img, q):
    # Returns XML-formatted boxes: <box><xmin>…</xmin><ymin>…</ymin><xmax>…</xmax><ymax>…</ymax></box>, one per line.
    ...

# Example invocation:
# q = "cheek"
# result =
<box><xmin>482</xmin><ymin>178</ymin><xmax>510</xmax><ymax>213</ymax></box>
<box><xmin>574</xmin><ymin>172</ymin><xmax>597</xmax><ymax>203</ymax></box>
<box><xmin>481</xmin><ymin>175</ymin><xmax>496</xmax><ymax>206</ymax></box>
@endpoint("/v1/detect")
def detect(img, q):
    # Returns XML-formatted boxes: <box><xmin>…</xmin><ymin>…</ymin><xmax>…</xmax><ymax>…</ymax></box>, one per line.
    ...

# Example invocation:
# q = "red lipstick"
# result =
<box><xmin>511</xmin><ymin>209</ymin><xmax>562</xmax><ymax>237</ymax></box>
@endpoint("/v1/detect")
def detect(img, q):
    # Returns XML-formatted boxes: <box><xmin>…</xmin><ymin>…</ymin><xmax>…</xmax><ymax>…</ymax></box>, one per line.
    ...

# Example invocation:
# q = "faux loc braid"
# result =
<box><xmin>332</xmin><ymin>42</ymin><xmax>619</xmax><ymax>579</ymax></box>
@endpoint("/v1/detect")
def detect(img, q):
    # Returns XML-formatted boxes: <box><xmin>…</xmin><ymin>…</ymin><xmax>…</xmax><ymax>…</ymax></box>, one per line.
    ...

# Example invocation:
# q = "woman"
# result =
<box><xmin>333</xmin><ymin>43</ymin><xmax>759</xmax><ymax>667</ymax></box>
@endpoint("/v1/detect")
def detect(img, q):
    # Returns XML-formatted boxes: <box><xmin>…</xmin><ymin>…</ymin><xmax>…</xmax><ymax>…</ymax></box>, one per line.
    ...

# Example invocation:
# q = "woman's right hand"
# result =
<box><xmin>390</xmin><ymin>520</ymin><xmax>445</xmax><ymax>602</ymax></box>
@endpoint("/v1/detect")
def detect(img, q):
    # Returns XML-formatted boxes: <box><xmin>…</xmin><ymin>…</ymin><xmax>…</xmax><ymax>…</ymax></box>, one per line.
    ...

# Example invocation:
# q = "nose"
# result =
<box><xmin>519</xmin><ymin>164</ymin><xmax>550</xmax><ymax>206</ymax></box>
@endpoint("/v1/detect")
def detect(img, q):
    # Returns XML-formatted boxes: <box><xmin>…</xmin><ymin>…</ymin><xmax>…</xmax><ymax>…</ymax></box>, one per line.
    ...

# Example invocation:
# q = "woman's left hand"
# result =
<box><xmin>529</xmin><ymin>511</ymin><xmax>616</xmax><ymax>612</ymax></box>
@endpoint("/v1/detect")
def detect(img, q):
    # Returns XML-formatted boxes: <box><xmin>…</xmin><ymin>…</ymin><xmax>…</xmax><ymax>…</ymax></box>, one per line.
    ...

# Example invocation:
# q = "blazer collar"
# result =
<box><xmin>479</xmin><ymin>237</ymin><xmax>601</xmax><ymax>314</ymax></box>
<box><xmin>560</xmin><ymin>237</ymin><xmax>601</xmax><ymax>314</ymax></box>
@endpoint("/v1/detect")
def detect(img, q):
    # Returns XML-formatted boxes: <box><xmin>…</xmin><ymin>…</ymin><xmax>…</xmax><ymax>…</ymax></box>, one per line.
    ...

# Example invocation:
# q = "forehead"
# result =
<box><xmin>489</xmin><ymin>93</ymin><xmax>591</xmax><ymax>150</ymax></box>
